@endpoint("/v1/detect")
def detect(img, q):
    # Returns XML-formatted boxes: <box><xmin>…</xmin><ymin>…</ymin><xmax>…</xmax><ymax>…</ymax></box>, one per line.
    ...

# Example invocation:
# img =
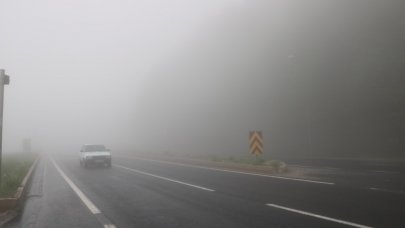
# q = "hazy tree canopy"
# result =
<box><xmin>134</xmin><ymin>0</ymin><xmax>405</xmax><ymax>158</ymax></box>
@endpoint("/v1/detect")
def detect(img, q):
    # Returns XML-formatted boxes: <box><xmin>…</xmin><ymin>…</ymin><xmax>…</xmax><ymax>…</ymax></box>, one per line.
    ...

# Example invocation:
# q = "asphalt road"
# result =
<box><xmin>283</xmin><ymin>157</ymin><xmax>405</xmax><ymax>173</ymax></box>
<box><xmin>8</xmin><ymin>155</ymin><xmax>405</xmax><ymax>227</ymax></box>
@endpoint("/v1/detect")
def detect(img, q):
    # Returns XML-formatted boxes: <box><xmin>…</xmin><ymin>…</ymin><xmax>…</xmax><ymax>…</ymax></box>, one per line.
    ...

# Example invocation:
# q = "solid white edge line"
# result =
<box><xmin>51</xmin><ymin>158</ymin><xmax>101</xmax><ymax>214</ymax></box>
<box><xmin>113</xmin><ymin>164</ymin><xmax>215</xmax><ymax>192</ymax></box>
<box><xmin>51</xmin><ymin>159</ymin><xmax>118</xmax><ymax>228</ymax></box>
<box><xmin>266</xmin><ymin>203</ymin><xmax>373</xmax><ymax>228</ymax></box>
<box><xmin>116</xmin><ymin>156</ymin><xmax>335</xmax><ymax>185</ymax></box>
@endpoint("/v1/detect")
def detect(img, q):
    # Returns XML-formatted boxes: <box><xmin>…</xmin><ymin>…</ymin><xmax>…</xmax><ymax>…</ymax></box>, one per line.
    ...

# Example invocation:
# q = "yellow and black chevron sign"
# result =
<box><xmin>249</xmin><ymin>131</ymin><xmax>263</xmax><ymax>156</ymax></box>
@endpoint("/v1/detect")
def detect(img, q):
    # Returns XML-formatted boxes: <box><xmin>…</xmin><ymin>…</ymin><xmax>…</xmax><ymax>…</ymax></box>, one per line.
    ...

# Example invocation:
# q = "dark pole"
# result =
<box><xmin>0</xmin><ymin>69</ymin><xmax>10</xmax><ymax>186</ymax></box>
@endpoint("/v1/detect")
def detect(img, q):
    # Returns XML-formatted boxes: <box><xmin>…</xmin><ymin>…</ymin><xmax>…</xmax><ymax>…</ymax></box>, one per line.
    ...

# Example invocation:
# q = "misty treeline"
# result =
<box><xmin>133</xmin><ymin>0</ymin><xmax>405</xmax><ymax>159</ymax></box>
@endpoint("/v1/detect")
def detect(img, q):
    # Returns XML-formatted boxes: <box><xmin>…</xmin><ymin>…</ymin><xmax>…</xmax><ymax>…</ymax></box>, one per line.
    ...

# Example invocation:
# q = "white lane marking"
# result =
<box><xmin>104</xmin><ymin>225</ymin><xmax>116</xmax><ymax>228</ymax></box>
<box><xmin>373</xmin><ymin>170</ymin><xmax>400</xmax><ymax>174</ymax></box>
<box><xmin>266</xmin><ymin>203</ymin><xmax>373</xmax><ymax>228</ymax></box>
<box><xmin>51</xmin><ymin>159</ymin><xmax>100</xmax><ymax>214</ymax></box>
<box><xmin>369</xmin><ymin>187</ymin><xmax>405</xmax><ymax>194</ymax></box>
<box><xmin>113</xmin><ymin>164</ymin><xmax>215</xmax><ymax>192</ymax></box>
<box><xmin>115</xmin><ymin>156</ymin><xmax>335</xmax><ymax>185</ymax></box>
<box><xmin>51</xmin><ymin>159</ymin><xmax>117</xmax><ymax>228</ymax></box>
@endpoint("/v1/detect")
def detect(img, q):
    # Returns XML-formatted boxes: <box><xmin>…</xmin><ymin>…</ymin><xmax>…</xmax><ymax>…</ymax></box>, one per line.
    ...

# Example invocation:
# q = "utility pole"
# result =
<box><xmin>0</xmin><ymin>69</ymin><xmax>10</xmax><ymax>186</ymax></box>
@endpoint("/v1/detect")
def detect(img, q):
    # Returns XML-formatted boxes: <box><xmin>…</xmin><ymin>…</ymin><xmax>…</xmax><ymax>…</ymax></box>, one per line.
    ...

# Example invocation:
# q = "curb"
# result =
<box><xmin>0</xmin><ymin>156</ymin><xmax>40</xmax><ymax>225</ymax></box>
<box><xmin>14</xmin><ymin>156</ymin><xmax>40</xmax><ymax>200</ymax></box>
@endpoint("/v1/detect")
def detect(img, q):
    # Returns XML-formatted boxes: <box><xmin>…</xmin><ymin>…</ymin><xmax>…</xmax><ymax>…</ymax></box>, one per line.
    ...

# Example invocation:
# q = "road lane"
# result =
<box><xmin>113</xmin><ymin>164</ymin><xmax>215</xmax><ymax>191</ymax></box>
<box><xmin>8</xmin><ymin>158</ymin><xmax>102</xmax><ymax>228</ymax></box>
<box><xmin>113</xmin><ymin>156</ymin><xmax>404</xmax><ymax>227</ymax></box>
<box><xmin>51</xmin><ymin>159</ymin><xmax>116</xmax><ymax>228</ymax></box>
<box><xmin>116</xmin><ymin>156</ymin><xmax>404</xmax><ymax>191</ymax></box>
<box><xmin>10</xmin><ymin>155</ymin><xmax>405</xmax><ymax>227</ymax></box>
<box><xmin>266</xmin><ymin>204</ymin><xmax>372</xmax><ymax>228</ymax></box>
<box><xmin>115</xmin><ymin>156</ymin><xmax>335</xmax><ymax>185</ymax></box>
<box><xmin>113</xmin><ymin>162</ymin><xmax>375</xmax><ymax>227</ymax></box>
<box><xmin>56</xmin><ymin>157</ymin><xmax>344</xmax><ymax>227</ymax></box>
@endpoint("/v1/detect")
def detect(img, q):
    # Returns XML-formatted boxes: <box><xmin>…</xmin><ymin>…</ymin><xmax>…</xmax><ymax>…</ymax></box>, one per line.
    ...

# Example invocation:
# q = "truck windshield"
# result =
<box><xmin>84</xmin><ymin>145</ymin><xmax>106</xmax><ymax>152</ymax></box>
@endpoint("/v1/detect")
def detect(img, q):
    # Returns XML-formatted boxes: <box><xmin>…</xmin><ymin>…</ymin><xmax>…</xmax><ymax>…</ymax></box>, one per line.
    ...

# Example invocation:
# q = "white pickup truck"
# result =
<box><xmin>79</xmin><ymin>144</ymin><xmax>112</xmax><ymax>168</ymax></box>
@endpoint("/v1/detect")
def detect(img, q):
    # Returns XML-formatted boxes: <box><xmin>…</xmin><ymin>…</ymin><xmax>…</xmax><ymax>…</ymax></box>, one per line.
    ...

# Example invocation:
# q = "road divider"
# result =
<box><xmin>266</xmin><ymin>203</ymin><xmax>372</xmax><ymax>228</ymax></box>
<box><xmin>114</xmin><ymin>164</ymin><xmax>215</xmax><ymax>192</ymax></box>
<box><xmin>51</xmin><ymin>158</ymin><xmax>116</xmax><ymax>228</ymax></box>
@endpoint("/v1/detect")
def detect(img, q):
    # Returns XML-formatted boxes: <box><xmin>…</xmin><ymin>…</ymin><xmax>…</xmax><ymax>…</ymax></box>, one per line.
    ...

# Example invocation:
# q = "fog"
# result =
<box><xmin>0</xmin><ymin>0</ymin><xmax>239</xmax><ymax>154</ymax></box>
<box><xmin>1</xmin><ymin>0</ymin><xmax>404</xmax><ymax>159</ymax></box>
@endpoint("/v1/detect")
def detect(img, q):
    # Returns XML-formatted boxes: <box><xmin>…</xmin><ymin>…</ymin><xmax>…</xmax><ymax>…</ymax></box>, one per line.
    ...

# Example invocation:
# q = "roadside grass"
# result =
<box><xmin>0</xmin><ymin>153</ymin><xmax>35</xmax><ymax>198</ymax></box>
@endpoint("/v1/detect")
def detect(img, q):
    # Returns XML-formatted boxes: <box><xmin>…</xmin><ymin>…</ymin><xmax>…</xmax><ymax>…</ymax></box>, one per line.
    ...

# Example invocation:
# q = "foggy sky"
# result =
<box><xmin>1</xmin><ymin>0</ymin><xmax>404</xmax><ymax>159</ymax></box>
<box><xmin>0</xmin><ymin>0</ymin><xmax>241</xmax><ymax>153</ymax></box>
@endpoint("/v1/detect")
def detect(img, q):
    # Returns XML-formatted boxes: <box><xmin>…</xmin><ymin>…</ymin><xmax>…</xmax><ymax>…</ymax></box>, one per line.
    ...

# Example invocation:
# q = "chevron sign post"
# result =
<box><xmin>249</xmin><ymin>131</ymin><xmax>263</xmax><ymax>158</ymax></box>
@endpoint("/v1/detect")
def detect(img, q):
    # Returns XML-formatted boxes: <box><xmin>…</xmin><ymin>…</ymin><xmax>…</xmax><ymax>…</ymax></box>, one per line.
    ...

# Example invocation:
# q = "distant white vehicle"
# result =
<box><xmin>79</xmin><ymin>144</ymin><xmax>112</xmax><ymax>168</ymax></box>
